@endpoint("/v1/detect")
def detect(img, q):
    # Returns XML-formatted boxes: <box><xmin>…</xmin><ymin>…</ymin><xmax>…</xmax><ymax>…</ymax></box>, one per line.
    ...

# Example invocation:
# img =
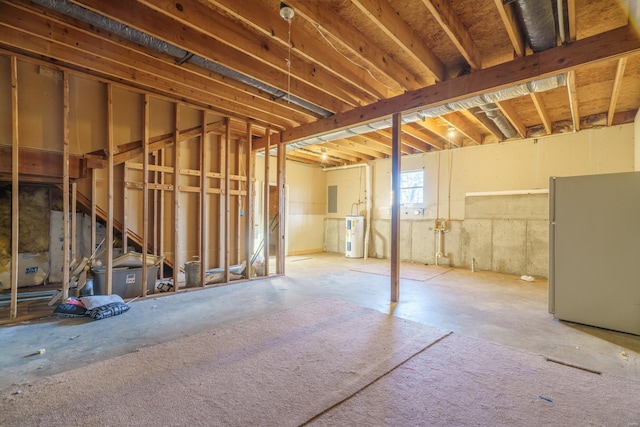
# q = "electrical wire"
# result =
<box><xmin>286</xmin><ymin>19</ymin><xmax>292</xmax><ymax>103</ymax></box>
<box><xmin>312</xmin><ymin>22</ymin><xmax>395</xmax><ymax>91</ymax></box>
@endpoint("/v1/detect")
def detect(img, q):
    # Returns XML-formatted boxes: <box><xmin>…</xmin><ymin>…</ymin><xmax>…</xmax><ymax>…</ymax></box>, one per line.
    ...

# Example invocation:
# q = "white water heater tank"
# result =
<box><xmin>345</xmin><ymin>215</ymin><xmax>364</xmax><ymax>258</ymax></box>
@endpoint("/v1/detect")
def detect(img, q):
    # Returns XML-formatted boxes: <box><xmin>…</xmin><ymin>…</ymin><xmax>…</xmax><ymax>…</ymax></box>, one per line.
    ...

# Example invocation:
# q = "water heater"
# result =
<box><xmin>345</xmin><ymin>215</ymin><xmax>364</xmax><ymax>258</ymax></box>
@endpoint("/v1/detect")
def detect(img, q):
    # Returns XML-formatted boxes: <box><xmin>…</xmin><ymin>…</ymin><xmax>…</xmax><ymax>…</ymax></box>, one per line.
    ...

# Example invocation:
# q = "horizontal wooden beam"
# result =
<box><xmin>0</xmin><ymin>145</ymin><xmax>85</xmax><ymax>181</ymax></box>
<box><xmin>254</xmin><ymin>24</ymin><xmax>640</xmax><ymax>150</ymax></box>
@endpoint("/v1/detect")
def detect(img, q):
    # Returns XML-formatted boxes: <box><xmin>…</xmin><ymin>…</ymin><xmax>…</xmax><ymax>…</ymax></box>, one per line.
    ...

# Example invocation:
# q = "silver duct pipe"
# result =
<box><xmin>514</xmin><ymin>0</ymin><xmax>557</xmax><ymax>52</ymax></box>
<box><xmin>286</xmin><ymin>74</ymin><xmax>566</xmax><ymax>151</ymax></box>
<box><xmin>32</xmin><ymin>0</ymin><xmax>332</xmax><ymax>118</ymax></box>
<box><xmin>477</xmin><ymin>103</ymin><xmax>518</xmax><ymax>139</ymax></box>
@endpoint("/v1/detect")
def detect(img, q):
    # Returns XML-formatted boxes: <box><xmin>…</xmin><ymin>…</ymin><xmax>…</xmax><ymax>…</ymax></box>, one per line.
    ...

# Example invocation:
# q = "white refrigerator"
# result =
<box><xmin>549</xmin><ymin>171</ymin><xmax>640</xmax><ymax>336</ymax></box>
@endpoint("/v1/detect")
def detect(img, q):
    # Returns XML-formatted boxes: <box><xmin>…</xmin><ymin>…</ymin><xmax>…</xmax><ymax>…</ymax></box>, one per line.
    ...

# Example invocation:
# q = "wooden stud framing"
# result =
<box><xmin>276</xmin><ymin>131</ymin><xmax>286</xmax><ymax>275</ymax></box>
<box><xmin>390</xmin><ymin>113</ymin><xmax>401</xmax><ymax>303</ymax></box>
<box><xmin>71</xmin><ymin>182</ymin><xmax>77</xmax><ymax>262</ymax></box>
<box><xmin>224</xmin><ymin>117</ymin><xmax>231</xmax><ymax>283</ymax></box>
<box><xmin>200</xmin><ymin>111</ymin><xmax>208</xmax><ymax>287</ymax></box>
<box><xmin>263</xmin><ymin>127</ymin><xmax>270</xmax><ymax>277</ymax></box>
<box><xmin>244</xmin><ymin>122</ymin><xmax>254</xmax><ymax>280</ymax></box>
<box><xmin>62</xmin><ymin>71</ymin><xmax>70</xmax><ymax>300</ymax></box>
<box><xmin>106</xmin><ymin>83</ymin><xmax>114</xmax><ymax>295</ymax></box>
<box><xmin>10</xmin><ymin>56</ymin><xmax>19</xmax><ymax>320</ymax></box>
<box><xmin>142</xmin><ymin>94</ymin><xmax>150</xmax><ymax>297</ymax></box>
<box><xmin>607</xmin><ymin>57</ymin><xmax>627</xmax><ymax>126</ymax></box>
<box><xmin>91</xmin><ymin>168</ymin><xmax>97</xmax><ymax>259</ymax></box>
<box><xmin>566</xmin><ymin>70</ymin><xmax>580</xmax><ymax>132</ymax></box>
<box><xmin>172</xmin><ymin>103</ymin><xmax>180</xmax><ymax>291</ymax></box>
<box><xmin>235</xmin><ymin>132</ymin><xmax>241</xmax><ymax>265</ymax></box>
<box><xmin>157</xmin><ymin>149</ymin><xmax>165</xmax><ymax>278</ymax></box>
<box><xmin>122</xmin><ymin>163</ymin><xmax>128</xmax><ymax>254</ymax></box>
<box><xmin>153</xmin><ymin>152</ymin><xmax>159</xmax><ymax>257</ymax></box>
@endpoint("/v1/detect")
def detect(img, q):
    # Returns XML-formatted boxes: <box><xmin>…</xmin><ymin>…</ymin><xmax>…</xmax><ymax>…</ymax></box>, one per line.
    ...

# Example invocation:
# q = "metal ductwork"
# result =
<box><xmin>31</xmin><ymin>0</ymin><xmax>332</xmax><ymax>118</ymax></box>
<box><xmin>514</xmin><ymin>0</ymin><xmax>558</xmax><ymax>52</ymax></box>
<box><xmin>478</xmin><ymin>103</ymin><xmax>518</xmax><ymax>139</ymax></box>
<box><xmin>287</xmin><ymin>74</ymin><xmax>566</xmax><ymax>151</ymax></box>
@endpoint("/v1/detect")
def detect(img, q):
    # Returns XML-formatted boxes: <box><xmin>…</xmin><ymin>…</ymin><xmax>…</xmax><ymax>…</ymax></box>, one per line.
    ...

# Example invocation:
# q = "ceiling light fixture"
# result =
<box><xmin>279</xmin><ymin>2</ymin><xmax>295</xmax><ymax>22</ymax></box>
<box><xmin>447</xmin><ymin>127</ymin><xmax>455</xmax><ymax>138</ymax></box>
<box><xmin>280</xmin><ymin>3</ymin><xmax>294</xmax><ymax>103</ymax></box>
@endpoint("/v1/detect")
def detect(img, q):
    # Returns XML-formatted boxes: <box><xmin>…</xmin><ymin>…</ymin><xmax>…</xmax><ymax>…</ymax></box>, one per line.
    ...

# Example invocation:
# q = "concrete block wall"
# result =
<box><xmin>324</xmin><ymin>193</ymin><xmax>549</xmax><ymax>278</ymax></box>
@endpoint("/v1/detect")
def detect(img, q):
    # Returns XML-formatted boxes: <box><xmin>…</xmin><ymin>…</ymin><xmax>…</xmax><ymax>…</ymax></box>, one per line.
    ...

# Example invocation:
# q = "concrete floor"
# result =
<box><xmin>1</xmin><ymin>253</ymin><xmax>639</xmax><ymax>391</ymax></box>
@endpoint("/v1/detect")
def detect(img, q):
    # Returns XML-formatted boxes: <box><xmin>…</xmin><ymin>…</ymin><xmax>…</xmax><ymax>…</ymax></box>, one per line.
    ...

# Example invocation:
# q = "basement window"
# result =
<box><xmin>400</xmin><ymin>170</ymin><xmax>424</xmax><ymax>206</ymax></box>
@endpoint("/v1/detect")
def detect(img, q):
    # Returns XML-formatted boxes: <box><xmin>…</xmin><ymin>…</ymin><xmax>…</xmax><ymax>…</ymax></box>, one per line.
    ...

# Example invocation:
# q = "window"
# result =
<box><xmin>400</xmin><ymin>170</ymin><xmax>424</xmax><ymax>206</ymax></box>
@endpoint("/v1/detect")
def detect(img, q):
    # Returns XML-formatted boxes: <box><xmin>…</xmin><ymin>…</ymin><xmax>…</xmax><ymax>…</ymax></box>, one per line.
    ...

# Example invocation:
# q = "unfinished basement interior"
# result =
<box><xmin>1</xmin><ymin>0</ymin><xmax>640</xmax><ymax>425</ymax></box>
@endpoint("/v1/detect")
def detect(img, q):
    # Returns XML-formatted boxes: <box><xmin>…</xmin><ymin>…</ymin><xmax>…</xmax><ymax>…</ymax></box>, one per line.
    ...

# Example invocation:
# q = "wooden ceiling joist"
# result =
<box><xmin>259</xmin><ymin>24</ymin><xmax>640</xmax><ymax>150</ymax></box>
<box><xmin>421</xmin><ymin>0</ymin><xmax>483</xmax><ymax>70</ymax></box>
<box><xmin>566</xmin><ymin>70</ymin><xmax>580</xmax><ymax>132</ymax></box>
<box><xmin>530</xmin><ymin>92</ymin><xmax>553</xmax><ymax>135</ymax></box>
<box><xmin>607</xmin><ymin>57</ymin><xmax>628</xmax><ymax>126</ymax></box>
<box><xmin>440</xmin><ymin>112</ymin><xmax>483</xmax><ymax>145</ymax></box>
<box><xmin>69</xmin><ymin>0</ymin><xmax>351</xmax><ymax>113</ymax></box>
<box><xmin>206</xmin><ymin>0</ymin><xmax>391</xmax><ymax>100</ymax></box>
<box><xmin>350</xmin><ymin>0</ymin><xmax>446</xmax><ymax>83</ymax></box>
<box><xmin>283</xmin><ymin>0</ymin><xmax>418</xmax><ymax>91</ymax></box>
<box><xmin>496</xmin><ymin>100</ymin><xmax>527</xmax><ymax>138</ymax></box>
<box><xmin>493</xmin><ymin>0</ymin><xmax>525</xmax><ymax>58</ymax></box>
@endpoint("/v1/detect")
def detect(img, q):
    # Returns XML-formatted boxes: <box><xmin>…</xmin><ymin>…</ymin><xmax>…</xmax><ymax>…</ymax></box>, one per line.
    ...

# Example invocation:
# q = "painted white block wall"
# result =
<box><xmin>324</xmin><ymin>124</ymin><xmax>635</xmax><ymax>277</ymax></box>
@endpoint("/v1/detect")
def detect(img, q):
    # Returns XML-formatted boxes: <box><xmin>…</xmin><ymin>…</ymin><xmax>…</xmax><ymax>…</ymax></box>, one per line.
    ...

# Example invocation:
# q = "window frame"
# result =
<box><xmin>398</xmin><ymin>169</ymin><xmax>425</xmax><ymax>208</ymax></box>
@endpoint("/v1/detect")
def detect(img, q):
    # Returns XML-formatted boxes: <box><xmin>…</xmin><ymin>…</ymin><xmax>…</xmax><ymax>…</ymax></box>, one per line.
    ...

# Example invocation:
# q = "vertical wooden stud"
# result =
<box><xmin>390</xmin><ymin>113</ymin><xmax>401</xmax><ymax>303</ymax></box>
<box><xmin>235</xmin><ymin>133</ymin><xmax>241</xmax><ymax>265</ymax></box>
<box><xmin>244</xmin><ymin>122</ymin><xmax>253</xmax><ymax>280</ymax></box>
<box><xmin>71</xmin><ymin>182</ymin><xmax>77</xmax><ymax>262</ymax></box>
<box><xmin>224</xmin><ymin>117</ymin><xmax>231</xmax><ymax>283</ymax></box>
<box><xmin>263</xmin><ymin>127</ymin><xmax>270</xmax><ymax>277</ymax></box>
<box><xmin>172</xmin><ymin>103</ymin><xmax>180</xmax><ymax>292</ymax></box>
<box><xmin>122</xmin><ymin>164</ymin><xmax>128</xmax><ymax>254</ymax></box>
<box><xmin>62</xmin><ymin>71</ymin><xmax>70</xmax><ymax>300</ymax></box>
<box><xmin>276</xmin><ymin>133</ymin><xmax>286</xmax><ymax>275</ymax></box>
<box><xmin>10</xmin><ymin>56</ymin><xmax>19</xmax><ymax>320</ymax></box>
<box><xmin>91</xmin><ymin>168</ymin><xmax>97</xmax><ymax>259</ymax></box>
<box><xmin>158</xmin><ymin>149</ymin><xmax>165</xmax><ymax>279</ymax></box>
<box><xmin>142</xmin><ymin>94</ymin><xmax>150</xmax><ymax>296</ymax></box>
<box><xmin>200</xmin><ymin>111</ymin><xmax>208</xmax><ymax>287</ymax></box>
<box><xmin>106</xmin><ymin>84</ymin><xmax>114</xmax><ymax>295</ymax></box>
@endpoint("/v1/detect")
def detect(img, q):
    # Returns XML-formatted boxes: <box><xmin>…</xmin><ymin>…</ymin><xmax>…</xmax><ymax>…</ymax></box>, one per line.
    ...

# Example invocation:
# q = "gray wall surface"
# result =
<box><xmin>324</xmin><ymin>193</ymin><xmax>549</xmax><ymax>278</ymax></box>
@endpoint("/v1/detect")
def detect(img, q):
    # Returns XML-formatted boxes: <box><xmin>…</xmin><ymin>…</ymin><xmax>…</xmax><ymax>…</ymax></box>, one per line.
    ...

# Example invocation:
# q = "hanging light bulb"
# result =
<box><xmin>280</xmin><ymin>3</ymin><xmax>295</xmax><ymax>22</ymax></box>
<box><xmin>321</xmin><ymin>149</ymin><xmax>328</xmax><ymax>160</ymax></box>
<box><xmin>447</xmin><ymin>127</ymin><xmax>455</xmax><ymax>138</ymax></box>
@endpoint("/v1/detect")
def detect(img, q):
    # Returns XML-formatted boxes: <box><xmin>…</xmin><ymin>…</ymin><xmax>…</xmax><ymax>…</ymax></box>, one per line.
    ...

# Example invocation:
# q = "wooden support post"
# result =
<box><xmin>244</xmin><ymin>122</ymin><xmax>253</xmax><ymax>280</ymax></box>
<box><xmin>390</xmin><ymin>113</ymin><xmax>401</xmax><ymax>303</ymax></box>
<box><xmin>122</xmin><ymin>163</ymin><xmax>128</xmax><ymax>254</ymax></box>
<box><xmin>91</xmin><ymin>168</ymin><xmax>97</xmax><ymax>258</ymax></box>
<box><xmin>106</xmin><ymin>84</ymin><xmax>114</xmax><ymax>295</ymax></box>
<box><xmin>71</xmin><ymin>182</ymin><xmax>77</xmax><ymax>262</ymax></box>
<box><xmin>157</xmin><ymin>149</ymin><xmax>165</xmax><ymax>279</ymax></box>
<box><xmin>62</xmin><ymin>71</ymin><xmax>71</xmax><ymax>300</ymax></box>
<box><xmin>152</xmin><ymin>152</ymin><xmax>158</xmax><ymax>257</ymax></box>
<box><xmin>172</xmin><ymin>103</ymin><xmax>180</xmax><ymax>291</ymax></box>
<box><xmin>276</xmin><ymin>132</ymin><xmax>286</xmax><ymax>275</ymax></box>
<box><xmin>224</xmin><ymin>117</ymin><xmax>231</xmax><ymax>283</ymax></box>
<box><xmin>142</xmin><ymin>94</ymin><xmax>149</xmax><ymax>297</ymax></box>
<box><xmin>10</xmin><ymin>56</ymin><xmax>19</xmax><ymax>320</ymax></box>
<box><xmin>263</xmin><ymin>127</ymin><xmax>270</xmax><ymax>277</ymax></box>
<box><xmin>200</xmin><ymin>111</ymin><xmax>208</xmax><ymax>287</ymax></box>
<box><xmin>235</xmin><ymin>135</ymin><xmax>241</xmax><ymax>265</ymax></box>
